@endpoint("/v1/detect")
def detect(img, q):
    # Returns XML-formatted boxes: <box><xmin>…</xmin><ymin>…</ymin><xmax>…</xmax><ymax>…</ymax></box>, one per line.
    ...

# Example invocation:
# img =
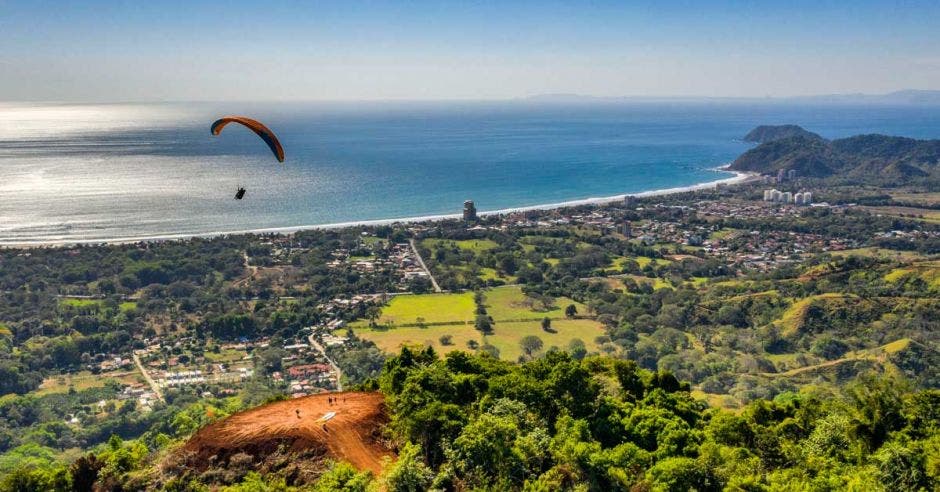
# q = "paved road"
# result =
<box><xmin>409</xmin><ymin>239</ymin><xmax>442</xmax><ymax>293</ymax></box>
<box><xmin>133</xmin><ymin>352</ymin><xmax>164</xmax><ymax>402</ymax></box>
<box><xmin>308</xmin><ymin>333</ymin><xmax>344</xmax><ymax>392</ymax></box>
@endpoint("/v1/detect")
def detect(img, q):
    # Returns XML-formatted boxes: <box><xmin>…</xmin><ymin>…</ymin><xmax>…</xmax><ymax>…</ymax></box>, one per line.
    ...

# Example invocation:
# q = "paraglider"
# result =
<box><xmin>210</xmin><ymin>116</ymin><xmax>285</xmax><ymax>162</ymax></box>
<box><xmin>211</xmin><ymin>116</ymin><xmax>284</xmax><ymax>200</ymax></box>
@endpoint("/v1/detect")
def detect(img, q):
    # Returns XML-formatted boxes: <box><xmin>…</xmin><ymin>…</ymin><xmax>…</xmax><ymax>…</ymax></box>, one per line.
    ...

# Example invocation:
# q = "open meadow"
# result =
<box><xmin>351</xmin><ymin>285</ymin><xmax>603</xmax><ymax>360</ymax></box>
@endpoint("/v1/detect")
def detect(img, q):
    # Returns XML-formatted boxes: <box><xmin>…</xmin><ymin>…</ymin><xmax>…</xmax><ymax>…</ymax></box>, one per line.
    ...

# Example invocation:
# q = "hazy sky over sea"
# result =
<box><xmin>2</xmin><ymin>0</ymin><xmax>939</xmax><ymax>101</ymax></box>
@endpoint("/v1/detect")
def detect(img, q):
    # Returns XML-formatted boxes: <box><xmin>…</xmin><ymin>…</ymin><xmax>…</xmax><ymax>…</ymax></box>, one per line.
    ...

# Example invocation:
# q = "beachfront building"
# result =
<box><xmin>463</xmin><ymin>200</ymin><xmax>478</xmax><ymax>221</ymax></box>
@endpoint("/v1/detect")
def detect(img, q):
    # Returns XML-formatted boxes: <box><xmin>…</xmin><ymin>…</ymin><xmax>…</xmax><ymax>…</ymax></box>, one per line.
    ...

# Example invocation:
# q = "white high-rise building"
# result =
<box><xmin>763</xmin><ymin>190</ymin><xmax>775</xmax><ymax>201</ymax></box>
<box><xmin>782</xmin><ymin>192</ymin><xmax>793</xmax><ymax>203</ymax></box>
<box><xmin>802</xmin><ymin>192</ymin><xmax>813</xmax><ymax>204</ymax></box>
<box><xmin>794</xmin><ymin>192</ymin><xmax>804</xmax><ymax>204</ymax></box>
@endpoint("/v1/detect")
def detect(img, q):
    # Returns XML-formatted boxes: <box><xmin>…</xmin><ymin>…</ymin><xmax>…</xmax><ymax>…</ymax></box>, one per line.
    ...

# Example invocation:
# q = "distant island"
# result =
<box><xmin>731</xmin><ymin>125</ymin><xmax>940</xmax><ymax>184</ymax></box>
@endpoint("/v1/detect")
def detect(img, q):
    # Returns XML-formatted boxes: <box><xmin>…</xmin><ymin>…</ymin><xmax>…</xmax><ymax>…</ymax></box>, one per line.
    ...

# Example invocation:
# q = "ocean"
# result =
<box><xmin>2</xmin><ymin>101</ymin><xmax>940</xmax><ymax>245</ymax></box>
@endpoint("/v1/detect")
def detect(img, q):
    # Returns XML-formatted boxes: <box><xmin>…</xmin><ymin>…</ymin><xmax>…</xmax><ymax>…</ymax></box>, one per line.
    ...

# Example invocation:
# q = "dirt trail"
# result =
<box><xmin>183</xmin><ymin>391</ymin><xmax>393</xmax><ymax>475</ymax></box>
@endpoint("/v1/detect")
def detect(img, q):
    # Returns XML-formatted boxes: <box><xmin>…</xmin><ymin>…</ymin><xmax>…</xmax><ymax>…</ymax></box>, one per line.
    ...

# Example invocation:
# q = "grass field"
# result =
<box><xmin>422</xmin><ymin>238</ymin><xmax>499</xmax><ymax>253</ymax></box>
<box><xmin>483</xmin><ymin>285</ymin><xmax>585</xmax><ymax>321</ymax></box>
<box><xmin>35</xmin><ymin>370</ymin><xmax>144</xmax><ymax>396</ymax></box>
<box><xmin>360</xmin><ymin>236</ymin><xmax>387</xmax><ymax>246</ymax></box>
<box><xmin>352</xmin><ymin>285</ymin><xmax>602</xmax><ymax>360</ymax></box>
<box><xmin>350</xmin><ymin>292</ymin><xmax>475</xmax><ymax>327</ymax></box>
<box><xmin>485</xmin><ymin>319</ymin><xmax>604</xmax><ymax>361</ymax></box>
<box><xmin>60</xmin><ymin>298</ymin><xmax>137</xmax><ymax>313</ymax></box>
<box><xmin>204</xmin><ymin>348</ymin><xmax>250</xmax><ymax>363</ymax></box>
<box><xmin>356</xmin><ymin>318</ymin><xmax>604</xmax><ymax>361</ymax></box>
<box><xmin>353</xmin><ymin>324</ymin><xmax>481</xmax><ymax>356</ymax></box>
<box><xmin>60</xmin><ymin>298</ymin><xmax>101</xmax><ymax>308</ymax></box>
<box><xmin>832</xmin><ymin>247</ymin><xmax>926</xmax><ymax>261</ymax></box>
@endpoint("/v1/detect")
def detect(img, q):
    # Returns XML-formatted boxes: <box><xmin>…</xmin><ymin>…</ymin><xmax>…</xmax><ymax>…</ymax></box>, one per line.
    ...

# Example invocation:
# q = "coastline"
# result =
<box><xmin>2</xmin><ymin>168</ymin><xmax>758</xmax><ymax>248</ymax></box>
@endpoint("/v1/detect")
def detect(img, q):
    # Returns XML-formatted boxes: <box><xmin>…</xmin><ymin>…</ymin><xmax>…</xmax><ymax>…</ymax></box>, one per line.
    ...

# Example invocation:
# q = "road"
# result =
<box><xmin>409</xmin><ymin>238</ymin><xmax>442</xmax><ymax>293</ymax></box>
<box><xmin>133</xmin><ymin>352</ymin><xmax>164</xmax><ymax>402</ymax></box>
<box><xmin>308</xmin><ymin>333</ymin><xmax>344</xmax><ymax>392</ymax></box>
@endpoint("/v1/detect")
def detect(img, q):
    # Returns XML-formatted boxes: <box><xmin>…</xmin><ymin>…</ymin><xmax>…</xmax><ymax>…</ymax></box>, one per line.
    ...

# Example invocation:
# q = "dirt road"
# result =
<box><xmin>133</xmin><ymin>352</ymin><xmax>163</xmax><ymax>402</ymax></box>
<box><xmin>308</xmin><ymin>333</ymin><xmax>344</xmax><ymax>391</ymax></box>
<box><xmin>184</xmin><ymin>391</ymin><xmax>392</xmax><ymax>475</ymax></box>
<box><xmin>409</xmin><ymin>239</ymin><xmax>442</xmax><ymax>292</ymax></box>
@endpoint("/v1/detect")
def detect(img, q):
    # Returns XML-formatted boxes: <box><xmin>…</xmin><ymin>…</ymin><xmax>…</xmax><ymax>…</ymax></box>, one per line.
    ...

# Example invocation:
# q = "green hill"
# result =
<box><xmin>731</xmin><ymin>129</ymin><xmax>940</xmax><ymax>183</ymax></box>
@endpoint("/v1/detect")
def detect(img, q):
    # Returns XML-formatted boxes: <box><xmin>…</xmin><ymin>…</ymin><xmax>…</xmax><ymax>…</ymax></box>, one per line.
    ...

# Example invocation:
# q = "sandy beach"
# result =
<box><xmin>2</xmin><ymin>168</ymin><xmax>758</xmax><ymax>247</ymax></box>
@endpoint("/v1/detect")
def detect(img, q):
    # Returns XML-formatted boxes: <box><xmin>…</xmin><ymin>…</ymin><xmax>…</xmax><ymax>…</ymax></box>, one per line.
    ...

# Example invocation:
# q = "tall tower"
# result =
<box><xmin>463</xmin><ymin>200</ymin><xmax>477</xmax><ymax>221</ymax></box>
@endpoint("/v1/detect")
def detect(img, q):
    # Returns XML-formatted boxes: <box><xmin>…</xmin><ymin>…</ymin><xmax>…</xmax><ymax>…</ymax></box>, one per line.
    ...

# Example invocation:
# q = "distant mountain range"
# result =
<box><xmin>730</xmin><ymin>125</ymin><xmax>940</xmax><ymax>184</ymax></box>
<box><xmin>524</xmin><ymin>90</ymin><xmax>940</xmax><ymax>105</ymax></box>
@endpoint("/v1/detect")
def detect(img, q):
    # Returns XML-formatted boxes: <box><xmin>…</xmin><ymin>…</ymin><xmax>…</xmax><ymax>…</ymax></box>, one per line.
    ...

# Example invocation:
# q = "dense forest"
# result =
<box><xmin>3</xmin><ymin>349</ymin><xmax>939</xmax><ymax>490</ymax></box>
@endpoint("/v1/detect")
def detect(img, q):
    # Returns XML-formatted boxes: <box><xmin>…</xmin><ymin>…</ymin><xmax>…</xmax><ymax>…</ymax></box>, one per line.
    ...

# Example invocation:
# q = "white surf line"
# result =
<box><xmin>1</xmin><ymin>168</ymin><xmax>757</xmax><ymax>247</ymax></box>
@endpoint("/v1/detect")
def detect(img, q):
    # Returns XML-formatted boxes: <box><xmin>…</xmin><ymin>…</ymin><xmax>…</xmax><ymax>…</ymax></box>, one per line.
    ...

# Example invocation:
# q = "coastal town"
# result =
<box><xmin>32</xmin><ymin>175</ymin><xmax>940</xmax><ymax>417</ymax></box>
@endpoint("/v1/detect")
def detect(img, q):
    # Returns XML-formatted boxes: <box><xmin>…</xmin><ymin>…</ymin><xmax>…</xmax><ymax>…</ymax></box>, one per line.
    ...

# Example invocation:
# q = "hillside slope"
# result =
<box><xmin>743</xmin><ymin>124</ymin><xmax>824</xmax><ymax>143</ymax></box>
<box><xmin>180</xmin><ymin>392</ymin><xmax>393</xmax><ymax>477</ymax></box>
<box><xmin>731</xmin><ymin>128</ymin><xmax>940</xmax><ymax>183</ymax></box>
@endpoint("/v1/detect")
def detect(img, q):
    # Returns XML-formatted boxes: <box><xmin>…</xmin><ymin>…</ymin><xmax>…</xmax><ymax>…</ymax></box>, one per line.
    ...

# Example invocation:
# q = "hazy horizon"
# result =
<box><xmin>2</xmin><ymin>1</ymin><xmax>940</xmax><ymax>102</ymax></box>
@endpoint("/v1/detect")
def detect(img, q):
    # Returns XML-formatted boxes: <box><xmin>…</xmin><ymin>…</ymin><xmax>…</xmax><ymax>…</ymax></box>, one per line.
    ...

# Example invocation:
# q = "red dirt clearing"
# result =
<box><xmin>183</xmin><ymin>391</ymin><xmax>394</xmax><ymax>475</ymax></box>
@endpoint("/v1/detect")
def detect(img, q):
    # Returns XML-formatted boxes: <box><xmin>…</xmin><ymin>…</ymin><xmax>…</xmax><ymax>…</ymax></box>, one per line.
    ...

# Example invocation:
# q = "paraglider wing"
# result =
<box><xmin>210</xmin><ymin>116</ymin><xmax>285</xmax><ymax>162</ymax></box>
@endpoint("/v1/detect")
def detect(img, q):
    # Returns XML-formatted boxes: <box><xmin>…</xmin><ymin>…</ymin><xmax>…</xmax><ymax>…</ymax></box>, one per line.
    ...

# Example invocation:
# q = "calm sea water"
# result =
<box><xmin>2</xmin><ymin>101</ymin><xmax>940</xmax><ymax>244</ymax></box>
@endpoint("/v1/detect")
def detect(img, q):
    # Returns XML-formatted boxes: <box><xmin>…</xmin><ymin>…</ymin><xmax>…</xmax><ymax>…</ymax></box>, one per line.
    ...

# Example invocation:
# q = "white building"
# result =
<box><xmin>763</xmin><ymin>189</ymin><xmax>814</xmax><ymax>205</ymax></box>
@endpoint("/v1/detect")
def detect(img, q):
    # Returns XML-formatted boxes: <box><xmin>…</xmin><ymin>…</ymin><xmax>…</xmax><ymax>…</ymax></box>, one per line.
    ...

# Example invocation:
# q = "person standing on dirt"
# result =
<box><xmin>296</xmin><ymin>409</ymin><xmax>301</xmax><ymax>419</ymax></box>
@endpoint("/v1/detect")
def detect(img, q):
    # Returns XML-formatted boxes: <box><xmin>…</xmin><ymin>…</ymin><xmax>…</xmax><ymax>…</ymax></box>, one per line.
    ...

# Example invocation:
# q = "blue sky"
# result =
<box><xmin>2</xmin><ymin>0</ymin><xmax>939</xmax><ymax>101</ymax></box>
